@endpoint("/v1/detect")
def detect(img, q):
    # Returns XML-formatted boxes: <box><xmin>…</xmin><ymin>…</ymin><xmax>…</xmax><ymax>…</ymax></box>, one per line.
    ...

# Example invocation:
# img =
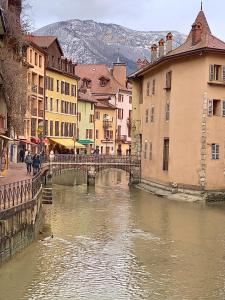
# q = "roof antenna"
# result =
<box><xmin>201</xmin><ymin>0</ymin><xmax>203</xmax><ymax>10</ymax></box>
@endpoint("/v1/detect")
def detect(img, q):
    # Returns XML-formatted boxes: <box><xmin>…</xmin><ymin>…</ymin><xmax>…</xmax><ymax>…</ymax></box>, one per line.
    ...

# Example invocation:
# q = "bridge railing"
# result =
<box><xmin>0</xmin><ymin>172</ymin><xmax>42</xmax><ymax>213</ymax></box>
<box><xmin>49</xmin><ymin>154</ymin><xmax>140</xmax><ymax>165</ymax></box>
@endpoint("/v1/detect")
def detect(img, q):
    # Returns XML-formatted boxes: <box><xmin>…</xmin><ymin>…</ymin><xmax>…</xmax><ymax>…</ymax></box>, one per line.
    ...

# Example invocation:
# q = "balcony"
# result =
<box><xmin>103</xmin><ymin>120</ymin><xmax>112</xmax><ymax>128</ymax></box>
<box><xmin>116</xmin><ymin>135</ymin><xmax>127</xmax><ymax>143</ymax></box>
<box><xmin>38</xmin><ymin>86</ymin><xmax>44</xmax><ymax>95</ymax></box>
<box><xmin>32</xmin><ymin>85</ymin><xmax>38</xmax><ymax>93</ymax></box>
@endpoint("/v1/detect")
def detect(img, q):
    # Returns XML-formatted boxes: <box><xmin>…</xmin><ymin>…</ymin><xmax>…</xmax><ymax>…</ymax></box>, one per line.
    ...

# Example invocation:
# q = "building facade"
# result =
<box><xmin>28</xmin><ymin>36</ymin><xmax>81</xmax><ymax>152</ymax></box>
<box><xmin>130</xmin><ymin>9</ymin><xmax>225</xmax><ymax>199</ymax></box>
<box><xmin>77</xmin><ymin>92</ymin><xmax>96</xmax><ymax>154</ymax></box>
<box><xmin>76</xmin><ymin>63</ymin><xmax>132</xmax><ymax>155</ymax></box>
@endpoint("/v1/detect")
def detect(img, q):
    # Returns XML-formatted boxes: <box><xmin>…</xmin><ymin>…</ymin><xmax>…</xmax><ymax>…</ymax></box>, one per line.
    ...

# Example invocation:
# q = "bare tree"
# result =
<box><xmin>0</xmin><ymin>0</ymin><xmax>30</xmax><ymax>136</ymax></box>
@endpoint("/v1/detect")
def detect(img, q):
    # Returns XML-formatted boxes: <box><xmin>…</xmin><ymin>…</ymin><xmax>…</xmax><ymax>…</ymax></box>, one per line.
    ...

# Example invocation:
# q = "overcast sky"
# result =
<box><xmin>28</xmin><ymin>0</ymin><xmax>225</xmax><ymax>39</ymax></box>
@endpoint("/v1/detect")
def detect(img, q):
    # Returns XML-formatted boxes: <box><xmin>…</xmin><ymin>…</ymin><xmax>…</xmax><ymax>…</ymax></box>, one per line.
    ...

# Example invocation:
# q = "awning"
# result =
<box><xmin>31</xmin><ymin>137</ymin><xmax>41</xmax><ymax>144</ymax></box>
<box><xmin>49</xmin><ymin>138</ymin><xmax>85</xmax><ymax>149</ymax></box>
<box><xmin>78</xmin><ymin>139</ymin><xmax>94</xmax><ymax>145</ymax></box>
<box><xmin>20</xmin><ymin>139</ymin><xmax>37</xmax><ymax>146</ymax></box>
<box><xmin>0</xmin><ymin>135</ymin><xmax>13</xmax><ymax>141</ymax></box>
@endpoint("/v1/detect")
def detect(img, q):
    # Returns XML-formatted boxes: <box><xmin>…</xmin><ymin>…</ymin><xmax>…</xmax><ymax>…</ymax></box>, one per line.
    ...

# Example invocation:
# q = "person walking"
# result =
<box><xmin>25</xmin><ymin>151</ymin><xmax>33</xmax><ymax>174</ymax></box>
<box><xmin>19</xmin><ymin>148</ymin><xmax>25</xmax><ymax>163</ymax></box>
<box><xmin>32</xmin><ymin>154</ymin><xmax>41</xmax><ymax>176</ymax></box>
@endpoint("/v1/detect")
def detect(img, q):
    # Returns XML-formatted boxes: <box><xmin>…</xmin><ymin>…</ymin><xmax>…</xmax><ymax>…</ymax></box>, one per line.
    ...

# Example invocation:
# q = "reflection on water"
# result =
<box><xmin>1</xmin><ymin>169</ymin><xmax>225</xmax><ymax>299</ymax></box>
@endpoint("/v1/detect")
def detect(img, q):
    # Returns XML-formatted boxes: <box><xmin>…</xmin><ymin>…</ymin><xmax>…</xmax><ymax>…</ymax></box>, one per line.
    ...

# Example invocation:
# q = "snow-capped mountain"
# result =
<box><xmin>34</xmin><ymin>19</ymin><xmax>185</xmax><ymax>74</ymax></box>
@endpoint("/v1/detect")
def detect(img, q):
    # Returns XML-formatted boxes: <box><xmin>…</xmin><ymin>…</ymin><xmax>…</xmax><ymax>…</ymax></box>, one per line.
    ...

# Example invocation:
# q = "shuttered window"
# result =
<box><xmin>149</xmin><ymin>142</ymin><xmax>152</xmax><ymax>160</ymax></box>
<box><xmin>145</xmin><ymin>109</ymin><xmax>149</xmax><ymax>123</ymax></box>
<box><xmin>222</xmin><ymin>101</ymin><xmax>225</xmax><ymax>117</ymax></box>
<box><xmin>208</xmin><ymin>100</ymin><xmax>213</xmax><ymax>116</ymax></box>
<box><xmin>209</xmin><ymin>64</ymin><xmax>225</xmax><ymax>82</ymax></box>
<box><xmin>150</xmin><ymin>105</ymin><xmax>155</xmax><ymax>123</ymax></box>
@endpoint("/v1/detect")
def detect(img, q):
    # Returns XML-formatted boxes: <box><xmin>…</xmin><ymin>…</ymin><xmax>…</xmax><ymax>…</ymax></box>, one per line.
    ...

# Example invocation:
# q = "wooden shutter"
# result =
<box><xmin>209</xmin><ymin>65</ymin><xmax>214</xmax><ymax>81</ymax></box>
<box><xmin>208</xmin><ymin>100</ymin><xmax>213</xmax><ymax>116</ymax></box>
<box><xmin>222</xmin><ymin>66</ymin><xmax>225</xmax><ymax>82</ymax></box>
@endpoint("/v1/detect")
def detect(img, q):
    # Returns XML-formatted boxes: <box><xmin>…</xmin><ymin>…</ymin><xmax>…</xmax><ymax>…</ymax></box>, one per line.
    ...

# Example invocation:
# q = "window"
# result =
<box><xmin>45</xmin><ymin>120</ymin><xmax>48</xmax><ymax>136</ymax></box>
<box><xmin>129</xmin><ymin>96</ymin><xmax>132</xmax><ymax>104</ymax></box>
<box><xmin>50</xmin><ymin>98</ymin><xmax>53</xmax><ymax>112</ymax></box>
<box><xmin>144</xmin><ymin>141</ymin><xmax>148</xmax><ymax>159</ymax></box>
<box><xmin>149</xmin><ymin>142</ymin><xmax>152</xmax><ymax>160</ymax></box>
<box><xmin>209</xmin><ymin>64</ymin><xmax>225</xmax><ymax>82</ymax></box>
<box><xmin>90</xmin><ymin>115</ymin><xmax>94</xmax><ymax>123</ymax></box>
<box><xmin>165</xmin><ymin>71</ymin><xmax>172</xmax><ymax>89</ymax></box>
<box><xmin>29</xmin><ymin>49</ymin><xmax>32</xmax><ymax>63</ymax></box>
<box><xmin>208</xmin><ymin>99</ymin><xmax>221</xmax><ymax>116</ymax></box>
<box><xmin>57</xmin><ymin>80</ymin><xmax>60</xmax><ymax>92</ymax></box>
<box><xmin>91</xmin><ymin>103</ymin><xmax>94</xmax><ymax>110</ymax></box>
<box><xmin>145</xmin><ymin>109</ymin><xmax>149</xmax><ymax>123</ymax></box>
<box><xmin>118</xmin><ymin>109</ymin><xmax>124</xmax><ymax>119</ymax></box>
<box><xmin>35</xmin><ymin>52</ymin><xmax>38</xmax><ymax>66</ymax></box>
<box><xmin>55</xmin><ymin>121</ymin><xmax>59</xmax><ymax>136</ymax></box>
<box><xmin>150</xmin><ymin>105</ymin><xmax>155</xmax><ymax>123</ymax></box>
<box><xmin>71</xmin><ymin>85</ymin><xmax>77</xmax><ymax>97</ymax></box>
<box><xmin>45</xmin><ymin>97</ymin><xmax>48</xmax><ymax>111</ymax></box>
<box><xmin>61</xmin><ymin>81</ymin><xmax>65</xmax><ymax>94</ymax></box>
<box><xmin>50</xmin><ymin>121</ymin><xmax>54</xmax><ymax>136</ymax></box>
<box><xmin>65</xmin><ymin>82</ymin><xmax>70</xmax><ymax>95</ymax></box>
<box><xmin>147</xmin><ymin>81</ymin><xmax>150</xmax><ymax>96</ymax></box>
<box><xmin>163</xmin><ymin>138</ymin><xmax>169</xmax><ymax>171</ymax></box>
<box><xmin>212</xmin><ymin>144</ymin><xmax>219</xmax><ymax>160</ymax></box>
<box><xmin>95</xmin><ymin>111</ymin><xmax>100</xmax><ymax>120</ymax></box>
<box><xmin>56</xmin><ymin>99</ymin><xmax>59</xmax><ymax>112</ymax></box>
<box><xmin>222</xmin><ymin>101</ymin><xmax>225</xmax><ymax>117</ymax></box>
<box><xmin>152</xmin><ymin>79</ymin><xmax>156</xmax><ymax>95</ymax></box>
<box><xmin>96</xmin><ymin>129</ymin><xmax>99</xmax><ymax>139</ymax></box>
<box><xmin>118</xmin><ymin>94</ymin><xmax>122</xmax><ymax>102</ymax></box>
<box><xmin>165</xmin><ymin>102</ymin><xmax>170</xmax><ymax>121</ymax></box>
<box><xmin>39</xmin><ymin>55</ymin><xmax>42</xmax><ymax>68</ymax></box>
<box><xmin>78</xmin><ymin>112</ymin><xmax>81</xmax><ymax>122</ymax></box>
<box><xmin>86</xmin><ymin>129</ymin><xmax>89</xmax><ymax>139</ymax></box>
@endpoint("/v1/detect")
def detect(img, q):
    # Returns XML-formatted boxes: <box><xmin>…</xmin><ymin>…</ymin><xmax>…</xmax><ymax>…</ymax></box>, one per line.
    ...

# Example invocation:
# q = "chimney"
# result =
<box><xmin>151</xmin><ymin>44</ymin><xmax>158</xmax><ymax>63</ymax></box>
<box><xmin>158</xmin><ymin>39</ymin><xmax>165</xmax><ymax>58</ymax></box>
<box><xmin>191</xmin><ymin>22</ymin><xmax>202</xmax><ymax>45</ymax></box>
<box><xmin>137</xmin><ymin>59</ymin><xmax>143</xmax><ymax>69</ymax></box>
<box><xmin>113</xmin><ymin>62</ymin><xmax>127</xmax><ymax>87</ymax></box>
<box><xmin>166</xmin><ymin>32</ymin><xmax>173</xmax><ymax>54</ymax></box>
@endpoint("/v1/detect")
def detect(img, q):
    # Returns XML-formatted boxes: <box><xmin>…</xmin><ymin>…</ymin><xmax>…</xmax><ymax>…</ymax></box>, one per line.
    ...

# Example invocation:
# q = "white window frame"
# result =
<box><xmin>212</xmin><ymin>143</ymin><xmax>219</xmax><ymax>160</ymax></box>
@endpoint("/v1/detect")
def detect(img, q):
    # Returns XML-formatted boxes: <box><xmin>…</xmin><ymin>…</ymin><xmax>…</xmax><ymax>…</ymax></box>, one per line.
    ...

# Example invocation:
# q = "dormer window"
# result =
<box><xmin>99</xmin><ymin>76</ymin><xmax>110</xmax><ymax>87</ymax></box>
<box><xmin>82</xmin><ymin>78</ymin><xmax>92</xmax><ymax>88</ymax></box>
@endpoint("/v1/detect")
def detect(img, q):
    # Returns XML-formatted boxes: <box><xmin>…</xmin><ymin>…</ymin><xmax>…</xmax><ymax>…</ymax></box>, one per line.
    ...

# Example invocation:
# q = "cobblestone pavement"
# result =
<box><xmin>0</xmin><ymin>163</ymin><xmax>33</xmax><ymax>186</ymax></box>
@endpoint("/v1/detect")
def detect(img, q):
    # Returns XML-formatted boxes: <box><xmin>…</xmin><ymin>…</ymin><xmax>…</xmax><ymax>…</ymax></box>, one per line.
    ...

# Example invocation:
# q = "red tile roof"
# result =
<box><xmin>78</xmin><ymin>92</ymin><xmax>98</xmax><ymax>103</ymax></box>
<box><xmin>76</xmin><ymin>64</ymin><xmax>128</xmax><ymax>95</ymax></box>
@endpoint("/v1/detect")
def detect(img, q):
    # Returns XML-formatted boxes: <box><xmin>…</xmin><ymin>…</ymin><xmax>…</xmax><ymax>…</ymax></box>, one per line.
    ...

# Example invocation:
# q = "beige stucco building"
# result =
<box><xmin>130</xmin><ymin>9</ymin><xmax>225</xmax><ymax>200</ymax></box>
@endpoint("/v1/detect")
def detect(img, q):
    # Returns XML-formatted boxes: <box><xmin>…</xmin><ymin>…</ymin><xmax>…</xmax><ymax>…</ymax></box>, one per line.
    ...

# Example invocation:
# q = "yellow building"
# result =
<box><xmin>95</xmin><ymin>101</ymin><xmax>117</xmax><ymax>155</ymax></box>
<box><xmin>24</xmin><ymin>36</ymin><xmax>46</xmax><ymax>150</ymax></box>
<box><xmin>29</xmin><ymin>36</ymin><xmax>83</xmax><ymax>152</ymax></box>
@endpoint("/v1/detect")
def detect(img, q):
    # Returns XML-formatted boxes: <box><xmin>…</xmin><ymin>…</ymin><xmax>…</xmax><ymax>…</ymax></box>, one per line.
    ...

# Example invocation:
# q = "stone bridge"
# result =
<box><xmin>45</xmin><ymin>154</ymin><xmax>141</xmax><ymax>185</ymax></box>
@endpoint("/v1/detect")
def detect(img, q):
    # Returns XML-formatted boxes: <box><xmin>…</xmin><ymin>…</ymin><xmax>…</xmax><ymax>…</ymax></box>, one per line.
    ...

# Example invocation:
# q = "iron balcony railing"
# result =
<box><xmin>0</xmin><ymin>173</ymin><xmax>42</xmax><ymax>213</ymax></box>
<box><xmin>116</xmin><ymin>135</ymin><xmax>127</xmax><ymax>142</ymax></box>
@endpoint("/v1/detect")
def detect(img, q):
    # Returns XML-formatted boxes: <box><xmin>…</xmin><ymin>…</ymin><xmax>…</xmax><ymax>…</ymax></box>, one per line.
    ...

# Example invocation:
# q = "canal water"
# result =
<box><xmin>1</xmin><ymin>169</ymin><xmax>225</xmax><ymax>300</ymax></box>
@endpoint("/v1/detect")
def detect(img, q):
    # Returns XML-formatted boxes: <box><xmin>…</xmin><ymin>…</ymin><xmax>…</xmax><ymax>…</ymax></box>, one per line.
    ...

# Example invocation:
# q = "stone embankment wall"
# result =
<box><xmin>0</xmin><ymin>192</ymin><xmax>43</xmax><ymax>266</ymax></box>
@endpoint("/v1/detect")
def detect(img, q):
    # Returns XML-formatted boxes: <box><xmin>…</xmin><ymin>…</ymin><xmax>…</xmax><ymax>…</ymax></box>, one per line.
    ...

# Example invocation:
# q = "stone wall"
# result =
<box><xmin>0</xmin><ymin>192</ymin><xmax>43</xmax><ymax>266</ymax></box>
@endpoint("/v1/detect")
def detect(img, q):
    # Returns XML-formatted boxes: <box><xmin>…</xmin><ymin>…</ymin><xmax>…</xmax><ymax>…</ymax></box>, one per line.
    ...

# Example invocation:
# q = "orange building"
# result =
<box><xmin>130</xmin><ymin>9</ymin><xmax>225</xmax><ymax>201</ymax></box>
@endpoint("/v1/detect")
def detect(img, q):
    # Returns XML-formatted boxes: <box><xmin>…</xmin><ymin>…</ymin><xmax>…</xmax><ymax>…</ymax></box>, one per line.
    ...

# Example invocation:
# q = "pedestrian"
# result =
<box><xmin>25</xmin><ymin>151</ymin><xmax>33</xmax><ymax>174</ymax></box>
<box><xmin>19</xmin><ymin>148</ymin><xmax>25</xmax><ymax>163</ymax></box>
<box><xmin>32</xmin><ymin>154</ymin><xmax>41</xmax><ymax>175</ymax></box>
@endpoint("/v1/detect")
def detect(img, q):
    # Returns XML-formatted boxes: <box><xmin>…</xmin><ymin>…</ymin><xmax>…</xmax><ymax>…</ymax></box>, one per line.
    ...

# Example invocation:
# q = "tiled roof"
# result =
<box><xmin>167</xmin><ymin>10</ymin><xmax>225</xmax><ymax>57</ymax></box>
<box><xmin>75</xmin><ymin>64</ymin><xmax>128</xmax><ymax>95</ymax></box>
<box><xmin>26</xmin><ymin>35</ymin><xmax>64</xmax><ymax>56</ymax></box>
<box><xmin>78</xmin><ymin>92</ymin><xmax>98</xmax><ymax>103</ymax></box>
<box><xmin>129</xmin><ymin>10</ymin><xmax>225</xmax><ymax>78</ymax></box>
<box><xmin>95</xmin><ymin>101</ymin><xmax>117</xmax><ymax>109</ymax></box>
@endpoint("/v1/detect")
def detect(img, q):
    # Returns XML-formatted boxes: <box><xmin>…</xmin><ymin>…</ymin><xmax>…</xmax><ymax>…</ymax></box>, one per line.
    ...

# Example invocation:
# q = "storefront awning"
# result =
<box><xmin>49</xmin><ymin>138</ymin><xmax>85</xmax><ymax>149</ymax></box>
<box><xmin>20</xmin><ymin>139</ymin><xmax>37</xmax><ymax>146</ymax></box>
<box><xmin>78</xmin><ymin>139</ymin><xmax>94</xmax><ymax>145</ymax></box>
<box><xmin>0</xmin><ymin>135</ymin><xmax>13</xmax><ymax>141</ymax></box>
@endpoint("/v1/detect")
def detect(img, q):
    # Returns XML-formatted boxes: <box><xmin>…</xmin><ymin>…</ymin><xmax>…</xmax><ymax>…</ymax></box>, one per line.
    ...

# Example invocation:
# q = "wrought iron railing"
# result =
<box><xmin>0</xmin><ymin>172</ymin><xmax>42</xmax><ymax>212</ymax></box>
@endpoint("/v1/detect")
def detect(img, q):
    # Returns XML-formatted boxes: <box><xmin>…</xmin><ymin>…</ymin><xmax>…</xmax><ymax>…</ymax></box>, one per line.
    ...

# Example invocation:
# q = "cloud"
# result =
<box><xmin>28</xmin><ymin>0</ymin><xmax>225</xmax><ymax>40</ymax></box>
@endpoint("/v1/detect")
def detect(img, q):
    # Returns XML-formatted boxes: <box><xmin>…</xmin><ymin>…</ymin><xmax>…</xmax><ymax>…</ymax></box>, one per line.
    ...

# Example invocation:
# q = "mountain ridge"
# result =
<box><xmin>34</xmin><ymin>19</ymin><xmax>186</xmax><ymax>74</ymax></box>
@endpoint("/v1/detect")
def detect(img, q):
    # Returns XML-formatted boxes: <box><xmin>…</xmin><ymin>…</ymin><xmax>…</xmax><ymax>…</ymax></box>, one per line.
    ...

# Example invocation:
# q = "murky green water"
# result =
<box><xmin>1</xmin><ymin>169</ymin><xmax>225</xmax><ymax>299</ymax></box>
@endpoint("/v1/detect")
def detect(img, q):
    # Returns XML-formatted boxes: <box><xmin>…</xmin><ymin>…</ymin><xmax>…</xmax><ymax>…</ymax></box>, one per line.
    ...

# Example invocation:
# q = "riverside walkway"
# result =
<box><xmin>0</xmin><ymin>163</ymin><xmax>32</xmax><ymax>186</ymax></box>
